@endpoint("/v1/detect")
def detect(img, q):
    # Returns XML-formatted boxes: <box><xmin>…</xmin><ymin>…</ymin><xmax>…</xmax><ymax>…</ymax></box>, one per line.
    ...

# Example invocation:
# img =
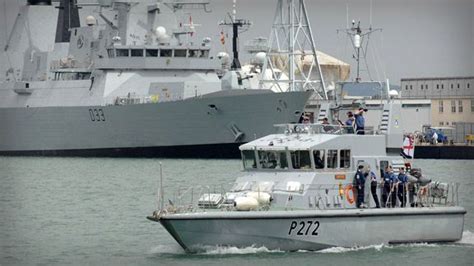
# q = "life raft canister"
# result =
<box><xmin>344</xmin><ymin>184</ymin><xmax>355</xmax><ymax>204</ymax></box>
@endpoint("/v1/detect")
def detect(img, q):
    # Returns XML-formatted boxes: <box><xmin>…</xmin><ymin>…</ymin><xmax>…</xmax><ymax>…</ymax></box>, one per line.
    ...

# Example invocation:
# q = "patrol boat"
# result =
<box><xmin>147</xmin><ymin>0</ymin><xmax>466</xmax><ymax>251</ymax></box>
<box><xmin>0</xmin><ymin>0</ymin><xmax>312</xmax><ymax>157</ymax></box>
<box><xmin>147</xmin><ymin>101</ymin><xmax>466</xmax><ymax>252</ymax></box>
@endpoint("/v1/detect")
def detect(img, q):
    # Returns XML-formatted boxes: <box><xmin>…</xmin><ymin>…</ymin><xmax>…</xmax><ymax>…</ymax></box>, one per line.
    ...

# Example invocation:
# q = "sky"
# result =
<box><xmin>1</xmin><ymin>0</ymin><xmax>473</xmax><ymax>85</ymax></box>
<box><xmin>197</xmin><ymin>0</ymin><xmax>474</xmax><ymax>85</ymax></box>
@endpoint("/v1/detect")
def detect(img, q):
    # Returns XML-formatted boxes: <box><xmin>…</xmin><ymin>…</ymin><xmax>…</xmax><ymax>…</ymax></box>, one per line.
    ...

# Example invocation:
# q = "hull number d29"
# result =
<box><xmin>288</xmin><ymin>220</ymin><xmax>320</xmax><ymax>236</ymax></box>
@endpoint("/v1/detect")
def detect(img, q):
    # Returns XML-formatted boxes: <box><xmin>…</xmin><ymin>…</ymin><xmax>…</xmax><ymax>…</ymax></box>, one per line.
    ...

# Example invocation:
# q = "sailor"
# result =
<box><xmin>322</xmin><ymin>118</ymin><xmax>332</xmax><ymax>133</ymax></box>
<box><xmin>354</xmin><ymin>165</ymin><xmax>366</xmax><ymax>208</ymax></box>
<box><xmin>354</xmin><ymin>107</ymin><xmax>367</xmax><ymax>135</ymax></box>
<box><xmin>369</xmin><ymin>170</ymin><xmax>381</xmax><ymax>208</ymax></box>
<box><xmin>345</xmin><ymin>112</ymin><xmax>355</xmax><ymax>134</ymax></box>
<box><xmin>382</xmin><ymin>166</ymin><xmax>396</xmax><ymax>208</ymax></box>
<box><xmin>397</xmin><ymin>167</ymin><xmax>408</xmax><ymax>207</ymax></box>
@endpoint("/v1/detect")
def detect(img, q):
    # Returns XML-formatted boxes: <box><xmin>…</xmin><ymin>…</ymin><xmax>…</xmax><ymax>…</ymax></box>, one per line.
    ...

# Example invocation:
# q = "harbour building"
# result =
<box><xmin>400</xmin><ymin>76</ymin><xmax>474</xmax><ymax>143</ymax></box>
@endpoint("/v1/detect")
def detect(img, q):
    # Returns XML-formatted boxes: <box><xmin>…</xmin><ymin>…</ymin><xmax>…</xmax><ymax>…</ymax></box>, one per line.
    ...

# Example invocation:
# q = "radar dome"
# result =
<box><xmin>389</xmin><ymin>90</ymin><xmax>399</xmax><ymax>97</ymax></box>
<box><xmin>254</xmin><ymin>52</ymin><xmax>266</xmax><ymax>65</ymax></box>
<box><xmin>85</xmin><ymin>15</ymin><xmax>96</xmax><ymax>26</ymax></box>
<box><xmin>155</xmin><ymin>26</ymin><xmax>167</xmax><ymax>39</ymax></box>
<box><xmin>217</xmin><ymin>52</ymin><xmax>230</xmax><ymax>65</ymax></box>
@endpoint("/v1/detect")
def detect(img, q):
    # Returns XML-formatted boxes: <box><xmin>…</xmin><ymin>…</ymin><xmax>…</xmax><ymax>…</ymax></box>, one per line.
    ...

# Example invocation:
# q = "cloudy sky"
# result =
<box><xmin>199</xmin><ymin>0</ymin><xmax>474</xmax><ymax>84</ymax></box>
<box><xmin>1</xmin><ymin>0</ymin><xmax>473</xmax><ymax>85</ymax></box>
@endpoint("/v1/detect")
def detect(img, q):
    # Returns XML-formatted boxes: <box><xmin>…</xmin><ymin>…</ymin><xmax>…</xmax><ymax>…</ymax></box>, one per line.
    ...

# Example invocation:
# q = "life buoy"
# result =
<box><xmin>344</xmin><ymin>184</ymin><xmax>355</xmax><ymax>204</ymax></box>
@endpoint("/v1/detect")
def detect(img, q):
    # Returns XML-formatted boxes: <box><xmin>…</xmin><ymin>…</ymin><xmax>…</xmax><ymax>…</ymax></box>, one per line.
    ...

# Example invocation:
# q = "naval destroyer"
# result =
<box><xmin>0</xmin><ymin>0</ymin><xmax>313</xmax><ymax>158</ymax></box>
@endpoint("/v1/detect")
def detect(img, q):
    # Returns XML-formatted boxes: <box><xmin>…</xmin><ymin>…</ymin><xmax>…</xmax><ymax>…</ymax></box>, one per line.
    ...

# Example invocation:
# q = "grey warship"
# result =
<box><xmin>0</xmin><ymin>0</ymin><xmax>311</xmax><ymax>157</ymax></box>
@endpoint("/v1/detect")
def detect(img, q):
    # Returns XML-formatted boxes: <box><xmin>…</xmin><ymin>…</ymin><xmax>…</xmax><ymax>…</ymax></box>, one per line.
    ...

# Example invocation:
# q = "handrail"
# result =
<box><xmin>157</xmin><ymin>181</ymin><xmax>461</xmax><ymax>214</ymax></box>
<box><xmin>274</xmin><ymin>123</ymin><xmax>379</xmax><ymax>135</ymax></box>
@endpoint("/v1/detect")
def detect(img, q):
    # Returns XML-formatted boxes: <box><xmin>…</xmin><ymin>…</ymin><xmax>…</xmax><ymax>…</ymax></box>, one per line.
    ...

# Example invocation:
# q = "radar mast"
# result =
<box><xmin>260</xmin><ymin>0</ymin><xmax>327</xmax><ymax>100</ymax></box>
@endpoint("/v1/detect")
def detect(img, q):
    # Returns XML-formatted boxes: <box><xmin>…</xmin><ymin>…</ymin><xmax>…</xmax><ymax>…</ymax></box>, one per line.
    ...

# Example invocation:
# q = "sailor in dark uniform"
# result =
<box><xmin>369</xmin><ymin>170</ymin><xmax>381</xmax><ymax>208</ymax></box>
<box><xmin>397</xmin><ymin>167</ymin><xmax>408</xmax><ymax>207</ymax></box>
<box><xmin>354</xmin><ymin>165</ymin><xmax>366</xmax><ymax>208</ymax></box>
<box><xmin>382</xmin><ymin>166</ymin><xmax>396</xmax><ymax>208</ymax></box>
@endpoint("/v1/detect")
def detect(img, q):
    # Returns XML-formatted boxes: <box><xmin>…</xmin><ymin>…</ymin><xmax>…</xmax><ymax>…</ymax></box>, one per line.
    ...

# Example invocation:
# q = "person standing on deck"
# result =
<box><xmin>354</xmin><ymin>165</ymin><xmax>366</xmax><ymax>208</ymax></box>
<box><xmin>382</xmin><ymin>166</ymin><xmax>396</xmax><ymax>207</ymax></box>
<box><xmin>397</xmin><ymin>167</ymin><xmax>408</xmax><ymax>207</ymax></box>
<box><xmin>369</xmin><ymin>170</ymin><xmax>381</xmax><ymax>208</ymax></box>
<box><xmin>345</xmin><ymin>112</ymin><xmax>355</xmax><ymax>134</ymax></box>
<box><xmin>354</xmin><ymin>108</ymin><xmax>367</xmax><ymax>135</ymax></box>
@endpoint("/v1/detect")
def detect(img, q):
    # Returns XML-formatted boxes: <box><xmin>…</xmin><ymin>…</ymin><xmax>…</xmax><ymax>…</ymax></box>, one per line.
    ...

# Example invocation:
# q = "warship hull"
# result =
<box><xmin>154</xmin><ymin>207</ymin><xmax>466</xmax><ymax>252</ymax></box>
<box><xmin>0</xmin><ymin>90</ymin><xmax>311</xmax><ymax>158</ymax></box>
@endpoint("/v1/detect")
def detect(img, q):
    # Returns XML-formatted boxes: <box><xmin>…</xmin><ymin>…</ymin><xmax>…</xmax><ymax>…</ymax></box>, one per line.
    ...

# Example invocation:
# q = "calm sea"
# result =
<box><xmin>0</xmin><ymin>157</ymin><xmax>473</xmax><ymax>265</ymax></box>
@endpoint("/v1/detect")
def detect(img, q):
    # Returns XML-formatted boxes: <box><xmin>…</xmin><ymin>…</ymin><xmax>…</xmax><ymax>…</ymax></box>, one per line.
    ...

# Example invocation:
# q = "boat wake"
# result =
<box><xmin>148</xmin><ymin>244</ymin><xmax>186</xmax><ymax>256</ymax></box>
<box><xmin>149</xmin><ymin>231</ymin><xmax>474</xmax><ymax>256</ymax></box>
<box><xmin>316</xmin><ymin>231</ymin><xmax>474</xmax><ymax>254</ymax></box>
<box><xmin>198</xmin><ymin>245</ymin><xmax>283</xmax><ymax>255</ymax></box>
<box><xmin>316</xmin><ymin>244</ymin><xmax>386</xmax><ymax>253</ymax></box>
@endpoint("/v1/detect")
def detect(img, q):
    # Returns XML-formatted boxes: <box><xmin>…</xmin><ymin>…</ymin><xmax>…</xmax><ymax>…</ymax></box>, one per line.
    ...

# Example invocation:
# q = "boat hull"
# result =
<box><xmin>155</xmin><ymin>207</ymin><xmax>466</xmax><ymax>252</ymax></box>
<box><xmin>0</xmin><ymin>90</ymin><xmax>311</xmax><ymax>157</ymax></box>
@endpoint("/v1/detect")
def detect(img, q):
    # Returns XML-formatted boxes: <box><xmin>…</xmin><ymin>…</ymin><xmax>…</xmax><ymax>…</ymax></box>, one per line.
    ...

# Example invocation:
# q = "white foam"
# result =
<box><xmin>198</xmin><ymin>245</ymin><xmax>283</xmax><ymax>255</ymax></box>
<box><xmin>456</xmin><ymin>230</ymin><xmax>474</xmax><ymax>245</ymax></box>
<box><xmin>148</xmin><ymin>244</ymin><xmax>185</xmax><ymax>255</ymax></box>
<box><xmin>317</xmin><ymin>244</ymin><xmax>385</xmax><ymax>253</ymax></box>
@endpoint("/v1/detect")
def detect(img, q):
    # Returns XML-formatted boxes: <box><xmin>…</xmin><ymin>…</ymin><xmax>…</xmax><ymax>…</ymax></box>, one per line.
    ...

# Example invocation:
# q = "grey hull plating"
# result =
<box><xmin>0</xmin><ymin>90</ymin><xmax>311</xmax><ymax>157</ymax></box>
<box><xmin>155</xmin><ymin>207</ymin><xmax>466</xmax><ymax>252</ymax></box>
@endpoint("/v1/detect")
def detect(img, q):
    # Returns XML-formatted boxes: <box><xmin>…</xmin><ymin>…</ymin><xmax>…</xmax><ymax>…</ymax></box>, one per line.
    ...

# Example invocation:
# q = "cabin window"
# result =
<box><xmin>200</xmin><ymin>50</ymin><xmax>210</xmax><ymax>58</ymax></box>
<box><xmin>188</xmin><ymin>50</ymin><xmax>199</xmax><ymax>58</ymax></box>
<box><xmin>339</xmin><ymin>149</ymin><xmax>351</xmax><ymax>168</ymax></box>
<box><xmin>160</xmin><ymin>49</ymin><xmax>172</xmax><ymax>57</ymax></box>
<box><xmin>290</xmin><ymin>150</ymin><xmax>311</xmax><ymax>170</ymax></box>
<box><xmin>258</xmin><ymin>150</ymin><xmax>288</xmax><ymax>169</ymax></box>
<box><xmin>131</xmin><ymin>49</ymin><xmax>143</xmax><ymax>57</ymax></box>
<box><xmin>174</xmin><ymin>49</ymin><xmax>187</xmax><ymax>57</ymax></box>
<box><xmin>146</xmin><ymin>49</ymin><xmax>158</xmax><ymax>57</ymax></box>
<box><xmin>313</xmin><ymin>150</ymin><xmax>325</xmax><ymax>169</ymax></box>
<box><xmin>116</xmin><ymin>49</ymin><xmax>129</xmax><ymax>57</ymax></box>
<box><xmin>327</xmin><ymin>150</ymin><xmax>338</xmax><ymax>169</ymax></box>
<box><xmin>242</xmin><ymin>150</ymin><xmax>257</xmax><ymax>170</ymax></box>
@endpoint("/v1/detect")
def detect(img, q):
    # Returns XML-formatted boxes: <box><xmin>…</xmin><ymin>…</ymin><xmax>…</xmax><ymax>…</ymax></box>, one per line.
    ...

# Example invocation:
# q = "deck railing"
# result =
<box><xmin>155</xmin><ymin>181</ymin><xmax>461</xmax><ymax>214</ymax></box>
<box><xmin>274</xmin><ymin>123</ymin><xmax>378</xmax><ymax>135</ymax></box>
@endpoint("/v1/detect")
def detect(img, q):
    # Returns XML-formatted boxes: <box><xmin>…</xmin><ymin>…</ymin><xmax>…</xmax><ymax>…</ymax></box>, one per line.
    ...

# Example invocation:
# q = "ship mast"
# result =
<box><xmin>219</xmin><ymin>0</ymin><xmax>251</xmax><ymax>70</ymax></box>
<box><xmin>260</xmin><ymin>0</ymin><xmax>327</xmax><ymax>99</ymax></box>
<box><xmin>337</xmin><ymin>20</ymin><xmax>382</xmax><ymax>82</ymax></box>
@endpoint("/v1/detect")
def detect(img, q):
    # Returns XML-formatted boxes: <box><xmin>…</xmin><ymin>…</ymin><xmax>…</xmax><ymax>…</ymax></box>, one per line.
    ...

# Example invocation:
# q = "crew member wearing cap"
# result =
<box><xmin>345</xmin><ymin>112</ymin><xmax>355</xmax><ymax>134</ymax></box>
<box><xmin>354</xmin><ymin>108</ymin><xmax>367</xmax><ymax>135</ymax></box>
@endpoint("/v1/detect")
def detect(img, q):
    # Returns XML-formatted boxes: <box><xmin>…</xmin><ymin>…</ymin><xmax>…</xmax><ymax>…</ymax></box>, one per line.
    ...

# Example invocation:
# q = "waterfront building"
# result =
<box><xmin>400</xmin><ymin>77</ymin><xmax>474</xmax><ymax>127</ymax></box>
